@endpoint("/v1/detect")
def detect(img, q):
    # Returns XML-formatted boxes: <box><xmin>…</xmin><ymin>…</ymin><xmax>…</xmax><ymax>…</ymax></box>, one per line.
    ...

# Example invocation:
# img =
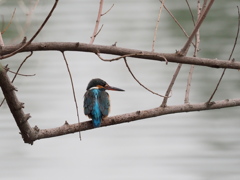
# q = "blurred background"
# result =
<box><xmin>0</xmin><ymin>0</ymin><xmax>240</xmax><ymax>180</ymax></box>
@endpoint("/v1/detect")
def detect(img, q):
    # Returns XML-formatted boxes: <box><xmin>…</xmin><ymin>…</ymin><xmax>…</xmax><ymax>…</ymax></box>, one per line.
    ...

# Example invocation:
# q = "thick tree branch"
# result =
<box><xmin>1</xmin><ymin>42</ymin><xmax>240</xmax><ymax>70</ymax></box>
<box><xmin>32</xmin><ymin>98</ymin><xmax>240</xmax><ymax>143</ymax></box>
<box><xmin>0</xmin><ymin>64</ymin><xmax>36</xmax><ymax>144</ymax></box>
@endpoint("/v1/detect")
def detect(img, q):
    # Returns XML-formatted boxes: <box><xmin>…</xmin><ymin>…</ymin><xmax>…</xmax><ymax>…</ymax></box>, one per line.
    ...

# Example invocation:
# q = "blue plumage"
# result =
<box><xmin>84</xmin><ymin>88</ymin><xmax>109</xmax><ymax>127</ymax></box>
<box><xmin>84</xmin><ymin>78</ymin><xmax>124</xmax><ymax>128</ymax></box>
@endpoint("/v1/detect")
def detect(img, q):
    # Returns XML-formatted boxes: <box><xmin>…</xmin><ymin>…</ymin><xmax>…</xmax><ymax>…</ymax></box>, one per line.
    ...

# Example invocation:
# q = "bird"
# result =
<box><xmin>84</xmin><ymin>78</ymin><xmax>124</xmax><ymax>128</ymax></box>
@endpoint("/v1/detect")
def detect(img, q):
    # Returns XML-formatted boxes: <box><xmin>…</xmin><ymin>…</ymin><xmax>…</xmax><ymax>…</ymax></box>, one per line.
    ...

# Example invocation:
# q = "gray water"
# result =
<box><xmin>1</xmin><ymin>1</ymin><xmax>240</xmax><ymax>180</ymax></box>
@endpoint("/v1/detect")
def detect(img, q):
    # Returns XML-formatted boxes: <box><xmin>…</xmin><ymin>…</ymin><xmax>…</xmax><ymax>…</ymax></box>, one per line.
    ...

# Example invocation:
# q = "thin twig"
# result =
<box><xmin>96</xmin><ymin>52</ymin><xmax>168</xmax><ymax>64</ymax></box>
<box><xmin>96</xmin><ymin>52</ymin><xmax>143</xmax><ymax>62</ymax></box>
<box><xmin>0</xmin><ymin>31</ymin><xmax>4</xmax><ymax>46</ymax></box>
<box><xmin>207</xmin><ymin>6</ymin><xmax>240</xmax><ymax>103</ymax></box>
<box><xmin>160</xmin><ymin>0</ymin><xmax>190</xmax><ymax>39</ymax></box>
<box><xmin>152</xmin><ymin>0</ymin><xmax>165</xmax><ymax>52</ymax></box>
<box><xmin>11</xmin><ymin>51</ymin><xmax>33</xmax><ymax>83</ymax></box>
<box><xmin>161</xmin><ymin>64</ymin><xmax>182</xmax><ymax>107</ymax></box>
<box><xmin>1</xmin><ymin>8</ymin><xmax>16</xmax><ymax>34</ymax></box>
<box><xmin>93</xmin><ymin>24</ymin><xmax>104</xmax><ymax>38</ymax></box>
<box><xmin>20</xmin><ymin>0</ymin><xmax>40</xmax><ymax>38</ymax></box>
<box><xmin>101</xmin><ymin>4</ymin><xmax>114</xmax><ymax>16</ymax></box>
<box><xmin>89</xmin><ymin>0</ymin><xmax>104</xmax><ymax>44</ymax></box>
<box><xmin>184</xmin><ymin>65</ymin><xmax>194</xmax><ymax>104</ymax></box>
<box><xmin>184</xmin><ymin>1</ymin><xmax>201</xmax><ymax>104</ymax></box>
<box><xmin>159</xmin><ymin>0</ymin><xmax>200</xmax><ymax>106</ymax></box>
<box><xmin>186</xmin><ymin>0</ymin><xmax>195</xmax><ymax>25</ymax></box>
<box><xmin>124</xmin><ymin>57</ymin><xmax>170</xmax><ymax>98</ymax></box>
<box><xmin>194</xmin><ymin>1</ymin><xmax>201</xmax><ymax>55</ymax></box>
<box><xmin>8</xmin><ymin>70</ymin><xmax>35</xmax><ymax>77</ymax></box>
<box><xmin>61</xmin><ymin>52</ymin><xmax>81</xmax><ymax>140</ymax></box>
<box><xmin>178</xmin><ymin>0</ymin><xmax>215</xmax><ymax>56</ymax></box>
<box><xmin>0</xmin><ymin>52</ymin><xmax>33</xmax><ymax>107</ymax></box>
<box><xmin>0</xmin><ymin>0</ymin><xmax>59</xmax><ymax>60</ymax></box>
<box><xmin>0</xmin><ymin>26</ymin><xmax>4</xmax><ymax>106</ymax></box>
<box><xmin>201</xmin><ymin>0</ymin><xmax>208</xmax><ymax>14</ymax></box>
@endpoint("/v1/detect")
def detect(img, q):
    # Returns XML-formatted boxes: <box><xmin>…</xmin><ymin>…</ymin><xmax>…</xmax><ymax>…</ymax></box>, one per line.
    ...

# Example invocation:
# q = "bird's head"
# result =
<box><xmin>86</xmin><ymin>78</ymin><xmax>124</xmax><ymax>91</ymax></box>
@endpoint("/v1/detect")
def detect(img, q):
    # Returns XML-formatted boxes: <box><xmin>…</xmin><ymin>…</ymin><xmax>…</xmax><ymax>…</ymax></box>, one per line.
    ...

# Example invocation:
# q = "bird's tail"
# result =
<box><xmin>92</xmin><ymin>101</ymin><xmax>102</xmax><ymax>128</ymax></box>
<box><xmin>92</xmin><ymin>118</ymin><xmax>101</xmax><ymax>128</ymax></box>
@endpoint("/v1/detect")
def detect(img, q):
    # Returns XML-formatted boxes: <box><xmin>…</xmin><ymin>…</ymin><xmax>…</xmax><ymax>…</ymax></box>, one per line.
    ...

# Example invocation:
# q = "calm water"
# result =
<box><xmin>1</xmin><ymin>1</ymin><xmax>240</xmax><ymax>180</ymax></box>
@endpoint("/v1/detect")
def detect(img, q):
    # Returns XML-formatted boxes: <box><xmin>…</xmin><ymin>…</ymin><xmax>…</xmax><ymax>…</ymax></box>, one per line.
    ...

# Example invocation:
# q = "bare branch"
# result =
<box><xmin>93</xmin><ymin>24</ymin><xmax>104</xmax><ymax>39</ymax></box>
<box><xmin>11</xmin><ymin>51</ymin><xmax>33</xmax><ymax>83</ymax></box>
<box><xmin>0</xmin><ymin>32</ymin><xmax>4</xmax><ymax>46</ymax></box>
<box><xmin>1</xmin><ymin>8</ymin><xmax>16</xmax><ymax>34</ymax></box>
<box><xmin>152</xmin><ymin>0</ymin><xmax>165</xmax><ymax>52</ymax></box>
<box><xmin>61</xmin><ymin>52</ymin><xmax>81</xmax><ymax>140</ymax></box>
<box><xmin>184</xmin><ymin>65</ymin><xmax>194</xmax><ymax>104</ymax></box>
<box><xmin>124</xmin><ymin>57</ymin><xmax>170</xmax><ymax>98</ymax></box>
<box><xmin>160</xmin><ymin>0</ymin><xmax>190</xmax><ymax>39</ymax></box>
<box><xmin>19</xmin><ymin>0</ymin><xmax>40</xmax><ymax>39</ymax></box>
<box><xmin>161</xmin><ymin>64</ymin><xmax>182</xmax><ymax>107</ymax></box>
<box><xmin>0</xmin><ymin>63</ymin><xmax>35</xmax><ymax>144</ymax></box>
<box><xmin>32</xmin><ymin>98</ymin><xmax>240</xmax><ymax>142</ymax></box>
<box><xmin>7</xmin><ymin>69</ymin><xmax>35</xmax><ymax>77</ymax></box>
<box><xmin>101</xmin><ymin>4</ymin><xmax>114</xmax><ymax>16</ymax></box>
<box><xmin>2</xmin><ymin>60</ymin><xmax>240</xmax><ymax>145</ymax></box>
<box><xmin>0</xmin><ymin>52</ymin><xmax>33</xmax><ymax>107</ymax></box>
<box><xmin>89</xmin><ymin>0</ymin><xmax>104</xmax><ymax>44</ymax></box>
<box><xmin>207</xmin><ymin>6</ymin><xmax>240</xmax><ymax>103</ymax></box>
<box><xmin>184</xmin><ymin>1</ymin><xmax>201</xmax><ymax>104</ymax></box>
<box><xmin>178</xmin><ymin>0</ymin><xmax>215</xmax><ymax>56</ymax></box>
<box><xmin>201</xmin><ymin>0</ymin><xmax>208</xmax><ymax>14</ymax></box>
<box><xmin>194</xmin><ymin>1</ymin><xmax>201</xmax><ymax>55</ymax></box>
<box><xmin>0</xmin><ymin>0</ymin><xmax>59</xmax><ymax>60</ymax></box>
<box><xmin>1</xmin><ymin>42</ymin><xmax>240</xmax><ymax>69</ymax></box>
<box><xmin>185</xmin><ymin>0</ymin><xmax>195</xmax><ymax>25</ymax></box>
<box><xmin>96</xmin><ymin>52</ymin><xmax>142</xmax><ymax>61</ymax></box>
<box><xmin>96</xmin><ymin>51</ymin><xmax>168</xmax><ymax>64</ymax></box>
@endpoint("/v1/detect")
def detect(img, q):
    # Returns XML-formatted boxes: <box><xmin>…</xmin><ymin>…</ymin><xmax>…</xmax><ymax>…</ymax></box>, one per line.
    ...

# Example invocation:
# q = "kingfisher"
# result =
<box><xmin>84</xmin><ymin>78</ymin><xmax>124</xmax><ymax>128</ymax></box>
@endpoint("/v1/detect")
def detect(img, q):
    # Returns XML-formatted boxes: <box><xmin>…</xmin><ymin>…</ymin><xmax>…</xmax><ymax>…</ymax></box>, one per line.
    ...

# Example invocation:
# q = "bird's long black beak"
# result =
<box><xmin>105</xmin><ymin>85</ymin><xmax>124</xmax><ymax>91</ymax></box>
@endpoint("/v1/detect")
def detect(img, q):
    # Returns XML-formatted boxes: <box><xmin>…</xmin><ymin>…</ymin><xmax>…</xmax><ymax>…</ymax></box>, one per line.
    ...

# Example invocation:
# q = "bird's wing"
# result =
<box><xmin>83</xmin><ymin>90</ymin><xmax>95</xmax><ymax>116</ymax></box>
<box><xmin>99</xmin><ymin>91</ymin><xmax>110</xmax><ymax>117</ymax></box>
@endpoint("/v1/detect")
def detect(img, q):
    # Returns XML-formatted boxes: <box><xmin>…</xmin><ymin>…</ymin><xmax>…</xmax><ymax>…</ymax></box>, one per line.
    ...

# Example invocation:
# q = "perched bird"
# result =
<box><xmin>84</xmin><ymin>78</ymin><xmax>124</xmax><ymax>128</ymax></box>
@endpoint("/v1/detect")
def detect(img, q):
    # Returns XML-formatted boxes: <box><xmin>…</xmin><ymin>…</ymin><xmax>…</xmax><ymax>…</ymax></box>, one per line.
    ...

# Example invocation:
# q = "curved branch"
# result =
<box><xmin>101</xmin><ymin>4</ymin><xmax>114</xmax><ymax>16</ymax></box>
<box><xmin>1</xmin><ymin>42</ymin><xmax>240</xmax><ymax>69</ymax></box>
<box><xmin>124</xmin><ymin>57</ymin><xmax>169</xmax><ymax>98</ymax></box>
